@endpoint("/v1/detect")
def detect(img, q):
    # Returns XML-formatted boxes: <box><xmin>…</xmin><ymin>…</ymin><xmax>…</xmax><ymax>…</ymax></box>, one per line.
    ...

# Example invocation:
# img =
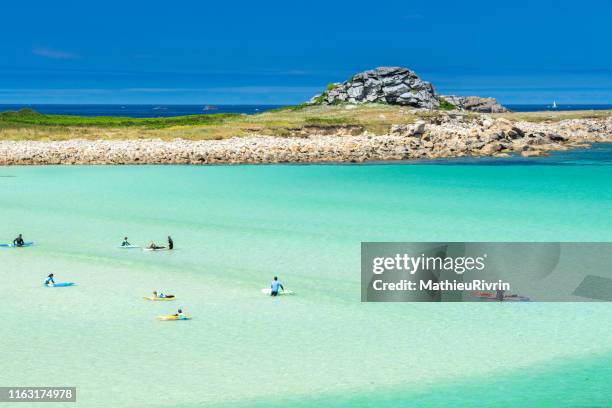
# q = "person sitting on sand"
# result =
<box><xmin>121</xmin><ymin>237</ymin><xmax>131</xmax><ymax>246</ymax></box>
<box><xmin>44</xmin><ymin>273</ymin><xmax>55</xmax><ymax>286</ymax></box>
<box><xmin>13</xmin><ymin>234</ymin><xmax>25</xmax><ymax>247</ymax></box>
<box><xmin>147</xmin><ymin>241</ymin><xmax>165</xmax><ymax>250</ymax></box>
<box><xmin>168</xmin><ymin>236</ymin><xmax>174</xmax><ymax>250</ymax></box>
<box><xmin>270</xmin><ymin>276</ymin><xmax>284</xmax><ymax>296</ymax></box>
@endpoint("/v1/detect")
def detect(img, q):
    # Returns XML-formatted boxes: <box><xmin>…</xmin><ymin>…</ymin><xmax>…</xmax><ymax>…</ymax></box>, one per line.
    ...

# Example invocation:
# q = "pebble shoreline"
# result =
<box><xmin>1</xmin><ymin>115</ymin><xmax>610</xmax><ymax>165</ymax></box>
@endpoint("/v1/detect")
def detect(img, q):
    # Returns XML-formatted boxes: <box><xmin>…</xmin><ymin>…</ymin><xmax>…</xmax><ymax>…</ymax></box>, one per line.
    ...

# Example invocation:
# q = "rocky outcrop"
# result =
<box><xmin>389</xmin><ymin>114</ymin><xmax>611</xmax><ymax>159</ymax></box>
<box><xmin>310</xmin><ymin>66</ymin><xmax>510</xmax><ymax>113</ymax></box>
<box><xmin>441</xmin><ymin>95</ymin><xmax>509</xmax><ymax>113</ymax></box>
<box><xmin>1</xmin><ymin>115</ymin><xmax>610</xmax><ymax>165</ymax></box>
<box><xmin>311</xmin><ymin>67</ymin><xmax>439</xmax><ymax>109</ymax></box>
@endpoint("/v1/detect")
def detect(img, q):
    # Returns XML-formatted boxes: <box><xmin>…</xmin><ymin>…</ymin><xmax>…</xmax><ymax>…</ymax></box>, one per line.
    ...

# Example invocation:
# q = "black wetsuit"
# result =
<box><xmin>13</xmin><ymin>237</ymin><xmax>24</xmax><ymax>247</ymax></box>
<box><xmin>495</xmin><ymin>290</ymin><xmax>505</xmax><ymax>301</ymax></box>
<box><xmin>168</xmin><ymin>238</ymin><xmax>174</xmax><ymax>250</ymax></box>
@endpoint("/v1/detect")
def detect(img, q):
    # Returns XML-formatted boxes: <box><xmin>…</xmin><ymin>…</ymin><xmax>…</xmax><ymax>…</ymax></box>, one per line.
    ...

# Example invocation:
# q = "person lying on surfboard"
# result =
<box><xmin>270</xmin><ymin>276</ymin><xmax>284</xmax><ymax>296</ymax></box>
<box><xmin>44</xmin><ymin>273</ymin><xmax>55</xmax><ymax>286</ymax></box>
<box><xmin>147</xmin><ymin>241</ymin><xmax>166</xmax><ymax>250</ymax></box>
<box><xmin>121</xmin><ymin>237</ymin><xmax>131</xmax><ymax>246</ymax></box>
<box><xmin>13</xmin><ymin>234</ymin><xmax>25</xmax><ymax>247</ymax></box>
<box><xmin>153</xmin><ymin>291</ymin><xmax>174</xmax><ymax>299</ymax></box>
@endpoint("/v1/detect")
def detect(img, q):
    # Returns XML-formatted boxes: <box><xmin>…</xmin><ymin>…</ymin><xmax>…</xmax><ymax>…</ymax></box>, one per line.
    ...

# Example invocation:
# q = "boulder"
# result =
<box><xmin>440</xmin><ymin>95</ymin><xmax>509</xmax><ymax>113</ymax></box>
<box><xmin>309</xmin><ymin>67</ymin><xmax>509</xmax><ymax>112</ymax></box>
<box><xmin>319</xmin><ymin>67</ymin><xmax>439</xmax><ymax>109</ymax></box>
<box><xmin>549</xmin><ymin>133</ymin><xmax>567</xmax><ymax>142</ymax></box>
<box><xmin>390</xmin><ymin>120</ymin><xmax>427</xmax><ymax>137</ymax></box>
<box><xmin>521</xmin><ymin>149</ymin><xmax>546</xmax><ymax>158</ymax></box>
<box><xmin>479</xmin><ymin>143</ymin><xmax>505</xmax><ymax>154</ymax></box>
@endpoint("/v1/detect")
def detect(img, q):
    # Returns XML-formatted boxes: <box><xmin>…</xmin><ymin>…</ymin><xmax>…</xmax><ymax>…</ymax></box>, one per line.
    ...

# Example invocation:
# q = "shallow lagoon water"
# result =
<box><xmin>1</xmin><ymin>145</ymin><xmax>612</xmax><ymax>407</ymax></box>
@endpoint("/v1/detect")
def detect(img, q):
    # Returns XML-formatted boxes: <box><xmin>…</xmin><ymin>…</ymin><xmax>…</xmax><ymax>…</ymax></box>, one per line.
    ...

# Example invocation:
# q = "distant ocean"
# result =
<box><xmin>506</xmin><ymin>104</ymin><xmax>612</xmax><ymax>112</ymax></box>
<box><xmin>0</xmin><ymin>104</ymin><xmax>283</xmax><ymax>117</ymax></box>
<box><xmin>0</xmin><ymin>103</ymin><xmax>611</xmax><ymax>117</ymax></box>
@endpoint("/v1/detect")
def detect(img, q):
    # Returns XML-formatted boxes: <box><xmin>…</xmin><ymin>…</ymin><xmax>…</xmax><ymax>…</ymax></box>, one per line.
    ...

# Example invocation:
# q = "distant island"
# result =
<box><xmin>0</xmin><ymin>67</ymin><xmax>610</xmax><ymax>165</ymax></box>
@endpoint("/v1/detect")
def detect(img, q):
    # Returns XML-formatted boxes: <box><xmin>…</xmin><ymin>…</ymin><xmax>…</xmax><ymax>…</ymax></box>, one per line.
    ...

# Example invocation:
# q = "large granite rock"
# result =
<box><xmin>440</xmin><ymin>95</ymin><xmax>509</xmax><ymax>113</ymax></box>
<box><xmin>312</xmin><ymin>67</ymin><xmax>440</xmax><ymax>109</ymax></box>
<box><xmin>309</xmin><ymin>66</ymin><xmax>510</xmax><ymax>112</ymax></box>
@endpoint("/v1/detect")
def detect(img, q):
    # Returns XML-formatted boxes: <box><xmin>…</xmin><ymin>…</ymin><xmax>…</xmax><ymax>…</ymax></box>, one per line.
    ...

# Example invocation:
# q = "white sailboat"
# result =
<box><xmin>552</xmin><ymin>101</ymin><xmax>558</xmax><ymax>109</ymax></box>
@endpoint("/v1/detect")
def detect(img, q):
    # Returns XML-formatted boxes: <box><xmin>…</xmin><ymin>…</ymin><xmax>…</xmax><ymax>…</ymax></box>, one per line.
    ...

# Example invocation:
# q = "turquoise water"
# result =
<box><xmin>1</xmin><ymin>146</ymin><xmax>612</xmax><ymax>407</ymax></box>
<box><xmin>225</xmin><ymin>354</ymin><xmax>612</xmax><ymax>408</ymax></box>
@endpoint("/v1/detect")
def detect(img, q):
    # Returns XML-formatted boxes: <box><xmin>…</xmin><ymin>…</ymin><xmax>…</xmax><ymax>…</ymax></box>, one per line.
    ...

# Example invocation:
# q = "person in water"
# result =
<box><xmin>168</xmin><ymin>236</ymin><xmax>174</xmax><ymax>250</ymax></box>
<box><xmin>13</xmin><ymin>234</ymin><xmax>25</xmax><ymax>247</ymax></box>
<box><xmin>147</xmin><ymin>241</ymin><xmax>165</xmax><ymax>250</ymax></box>
<box><xmin>44</xmin><ymin>273</ymin><xmax>55</xmax><ymax>286</ymax></box>
<box><xmin>495</xmin><ymin>289</ymin><xmax>505</xmax><ymax>302</ymax></box>
<box><xmin>121</xmin><ymin>237</ymin><xmax>131</xmax><ymax>246</ymax></box>
<box><xmin>270</xmin><ymin>276</ymin><xmax>284</xmax><ymax>296</ymax></box>
<box><xmin>153</xmin><ymin>291</ymin><xmax>174</xmax><ymax>299</ymax></box>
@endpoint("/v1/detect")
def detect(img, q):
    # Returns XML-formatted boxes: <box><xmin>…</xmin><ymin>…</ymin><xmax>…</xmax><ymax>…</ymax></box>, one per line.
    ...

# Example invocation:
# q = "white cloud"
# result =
<box><xmin>32</xmin><ymin>47</ymin><xmax>79</xmax><ymax>60</ymax></box>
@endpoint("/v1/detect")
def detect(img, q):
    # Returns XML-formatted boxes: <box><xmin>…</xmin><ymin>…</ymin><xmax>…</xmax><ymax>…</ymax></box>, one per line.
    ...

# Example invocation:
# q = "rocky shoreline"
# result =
<box><xmin>1</xmin><ymin>114</ymin><xmax>611</xmax><ymax>165</ymax></box>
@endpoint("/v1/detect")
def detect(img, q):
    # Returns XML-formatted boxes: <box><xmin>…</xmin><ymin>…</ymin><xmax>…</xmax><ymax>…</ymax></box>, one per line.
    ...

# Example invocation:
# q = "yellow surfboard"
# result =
<box><xmin>157</xmin><ymin>314</ymin><xmax>191</xmax><ymax>321</ymax></box>
<box><xmin>143</xmin><ymin>296</ymin><xmax>176</xmax><ymax>301</ymax></box>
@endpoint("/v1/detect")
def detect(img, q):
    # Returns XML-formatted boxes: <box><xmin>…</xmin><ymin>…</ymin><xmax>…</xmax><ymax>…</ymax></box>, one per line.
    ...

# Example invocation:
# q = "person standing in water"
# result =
<box><xmin>121</xmin><ymin>237</ymin><xmax>131</xmax><ymax>246</ymax></box>
<box><xmin>13</xmin><ymin>234</ymin><xmax>25</xmax><ymax>247</ymax></box>
<box><xmin>168</xmin><ymin>236</ymin><xmax>174</xmax><ymax>250</ymax></box>
<box><xmin>44</xmin><ymin>274</ymin><xmax>55</xmax><ymax>286</ymax></box>
<box><xmin>270</xmin><ymin>276</ymin><xmax>284</xmax><ymax>296</ymax></box>
<box><xmin>495</xmin><ymin>289</ymin><xmax>505</xmax><ymax>302</ymax></box>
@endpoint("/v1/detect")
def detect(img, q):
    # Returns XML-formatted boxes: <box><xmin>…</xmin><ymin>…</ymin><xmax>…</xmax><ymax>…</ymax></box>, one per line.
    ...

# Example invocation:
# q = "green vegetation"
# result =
<box><xmin>326</xmin><ymin>83</ymin><xmax>338</xmax><ymax>91</ymax></box>
<box><xmin>0</xmin><ymin>104</ymin><xmax>416</xmax><ymax>141</ymax></box>
<box><xmin>0</xmin><ymin>108</ymin><xmax>240</xmax><ymax>129</ymax></box>
<box><xmin>438</xmin><ymin>97</ymin><xmax>456</xmax><ymax>111</ymax></box>
<box><xmin>0</xmin><ymin>105</ymin><xmax>609</xmax><ymax>142</ymax></box>
<box><xmin>312</xmin><ymin>93</ymin><xmax>328</xmax><ymax>105</ymax></box>
<box><xmin>267</xmin><ymin>104</ymin><xmax>308</xmax><ymax>112</ymax></box>
<box><xmin>304</xmin><ymin>117</ymin><xmax>355</xmax><ymax>126</ymax></box>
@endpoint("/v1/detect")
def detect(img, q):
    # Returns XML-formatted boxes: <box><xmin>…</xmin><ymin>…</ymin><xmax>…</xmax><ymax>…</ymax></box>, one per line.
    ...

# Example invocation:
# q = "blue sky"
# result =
<box><xmin>1</xmin><ymin>0</ymin><xmax>610</xmax><ymax>104</ymax></box>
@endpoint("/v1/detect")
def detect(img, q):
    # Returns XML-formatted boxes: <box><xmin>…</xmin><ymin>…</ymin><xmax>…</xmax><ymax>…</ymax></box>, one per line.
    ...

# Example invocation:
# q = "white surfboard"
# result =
<box><xmin>261</xmin><ymin>288</ymin><xmax>295</xmax><ymax>296</ymax></box>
